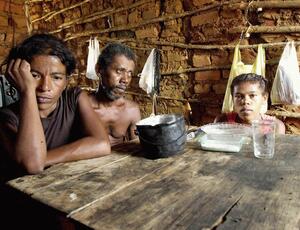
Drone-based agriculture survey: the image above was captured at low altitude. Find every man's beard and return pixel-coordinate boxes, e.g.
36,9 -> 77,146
101,85 -> 123,101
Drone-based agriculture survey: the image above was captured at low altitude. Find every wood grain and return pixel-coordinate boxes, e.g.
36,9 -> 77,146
6,135 -> 300,230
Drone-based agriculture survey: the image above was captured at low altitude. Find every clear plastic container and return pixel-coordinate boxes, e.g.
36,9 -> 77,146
196,122 -> 252,152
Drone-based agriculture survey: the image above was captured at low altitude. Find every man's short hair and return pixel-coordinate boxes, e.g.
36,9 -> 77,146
230,73 -> 269,96
97,43 -> 136,71
4,33 -> 76,75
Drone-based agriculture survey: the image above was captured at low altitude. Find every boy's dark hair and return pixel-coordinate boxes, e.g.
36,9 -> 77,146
4,33 -> 76,75
97,43 -> 136,71
230,73 -> 269,96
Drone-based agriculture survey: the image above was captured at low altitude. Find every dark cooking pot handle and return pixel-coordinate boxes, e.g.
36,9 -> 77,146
138,130 -> 186,146
134,117 -> 190,137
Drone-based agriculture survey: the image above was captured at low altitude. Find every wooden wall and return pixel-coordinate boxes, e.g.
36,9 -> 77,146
0,0 -> 28,69
2,0 -> 300,132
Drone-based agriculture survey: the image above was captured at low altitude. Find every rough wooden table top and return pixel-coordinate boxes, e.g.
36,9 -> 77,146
6,134 -> 300,230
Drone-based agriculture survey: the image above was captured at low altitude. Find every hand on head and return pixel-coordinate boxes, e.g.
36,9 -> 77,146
7,59 -> 37,94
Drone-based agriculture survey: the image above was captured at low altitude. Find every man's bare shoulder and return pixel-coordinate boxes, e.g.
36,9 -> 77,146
124,98 -> 140,110
123,99 -> 141,122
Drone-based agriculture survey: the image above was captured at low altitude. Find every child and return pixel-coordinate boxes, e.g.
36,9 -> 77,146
215,73 -> 285,134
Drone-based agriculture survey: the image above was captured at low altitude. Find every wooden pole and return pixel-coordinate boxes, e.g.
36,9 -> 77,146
226,1 -> 300,10
267,110 -> 300,118
90,37 -> 300,50
56,0 -> 151,30
229,26 -> 300,34
31,0 -> 91,23
46,0 -> 90,21
161,65 -> 231,76
60,0 -> 242,40
24,2 -> 32,34
25,0 -> 52,3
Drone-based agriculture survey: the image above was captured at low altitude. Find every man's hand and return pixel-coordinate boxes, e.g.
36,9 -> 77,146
7,59 -> 37,94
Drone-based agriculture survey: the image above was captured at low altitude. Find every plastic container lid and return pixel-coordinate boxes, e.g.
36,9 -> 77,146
200,122 -> 251,142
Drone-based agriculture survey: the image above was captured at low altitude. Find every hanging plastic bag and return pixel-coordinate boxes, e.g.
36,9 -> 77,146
222,44 -> 266,113
271,41 -> 300,105
139,48 -> 160,95
139,48 -> 161,116
139,48 -> 156,95
86,37 -> 100,80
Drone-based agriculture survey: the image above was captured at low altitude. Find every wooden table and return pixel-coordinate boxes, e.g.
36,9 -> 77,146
5,134 -> 300,229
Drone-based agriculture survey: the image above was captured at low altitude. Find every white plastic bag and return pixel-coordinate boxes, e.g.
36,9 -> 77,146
139,48 -> 156,94
271,41 -> 300,105
222,44 -> 266,113
86,37 -> 100,80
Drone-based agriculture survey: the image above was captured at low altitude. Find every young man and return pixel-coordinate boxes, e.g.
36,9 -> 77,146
0,33 -> 111,181
89,43 -> 141,146
215,73 -> 285,134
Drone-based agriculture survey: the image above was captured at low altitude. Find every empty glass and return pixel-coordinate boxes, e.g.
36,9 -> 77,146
252,120 -> 276,159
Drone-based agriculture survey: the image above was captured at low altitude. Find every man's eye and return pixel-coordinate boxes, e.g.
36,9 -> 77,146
116,69 -> 122,74
31,73 -> 41,79
52,75 -> 63,80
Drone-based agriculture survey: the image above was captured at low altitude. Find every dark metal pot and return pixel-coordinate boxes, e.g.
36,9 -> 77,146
136,114 -> 187,159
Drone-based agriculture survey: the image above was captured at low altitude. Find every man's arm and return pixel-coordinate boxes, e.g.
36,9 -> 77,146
45,91 -> 111,166
128,103 -> 141,140
5,59 -> 47,174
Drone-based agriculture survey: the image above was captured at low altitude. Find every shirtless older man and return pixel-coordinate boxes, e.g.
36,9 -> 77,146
89,43 -> 141,146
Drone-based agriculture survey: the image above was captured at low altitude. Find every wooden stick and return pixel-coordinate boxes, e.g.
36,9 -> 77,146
266,110 -> 300,118
56,8 -> 115,30
25,0 -> 52,3
160,58 -> 283,75
56,0 -> 151,30
59,0 -> 242,40
226,1 -> 300,10
46,0 -> 91,21
229,26 -> 300,34
31,0 -> 90,23
76,58 -> 279,78
83,37 -> 300,50
24,2 -> 32,34
132,40 -> 300,50
125,91 -> 191,103
161,65 -> 231,76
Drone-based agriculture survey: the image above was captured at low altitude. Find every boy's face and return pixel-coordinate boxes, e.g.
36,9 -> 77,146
100,54 -> 135,100
232,81 -> 267,123
30,55 -> 67,118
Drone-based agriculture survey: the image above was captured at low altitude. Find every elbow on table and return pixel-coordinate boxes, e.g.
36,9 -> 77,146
17,158 -> 45,174
94,140 -> 111,157
21,159 -> 45,174
101,141 -> 111,156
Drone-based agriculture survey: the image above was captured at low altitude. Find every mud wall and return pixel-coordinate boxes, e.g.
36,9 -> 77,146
2,0 -> 300,130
